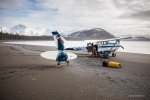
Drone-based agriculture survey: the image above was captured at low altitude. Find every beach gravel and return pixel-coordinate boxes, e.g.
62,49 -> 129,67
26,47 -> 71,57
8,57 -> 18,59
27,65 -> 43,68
0,40 -> 150,100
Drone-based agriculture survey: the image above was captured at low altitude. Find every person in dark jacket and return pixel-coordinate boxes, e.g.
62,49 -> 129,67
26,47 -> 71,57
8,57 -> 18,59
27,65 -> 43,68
55,35 -> 69,67
57,34 -> 64,51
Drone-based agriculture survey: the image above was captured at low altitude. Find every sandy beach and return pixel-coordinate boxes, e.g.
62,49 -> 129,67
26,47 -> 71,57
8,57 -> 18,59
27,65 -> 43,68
0,40 -> 150,100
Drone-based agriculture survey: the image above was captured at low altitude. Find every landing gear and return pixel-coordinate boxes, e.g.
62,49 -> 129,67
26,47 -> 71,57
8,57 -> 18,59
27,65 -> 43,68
103,52 -> 109,59
112,52 -> 116,57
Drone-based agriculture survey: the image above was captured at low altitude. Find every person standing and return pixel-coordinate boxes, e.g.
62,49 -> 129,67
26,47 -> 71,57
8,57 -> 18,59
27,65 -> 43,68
92,43 -> 98,57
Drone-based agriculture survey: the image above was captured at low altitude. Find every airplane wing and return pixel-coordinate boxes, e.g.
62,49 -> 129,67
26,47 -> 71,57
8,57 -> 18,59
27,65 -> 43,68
84,37 -> 132,43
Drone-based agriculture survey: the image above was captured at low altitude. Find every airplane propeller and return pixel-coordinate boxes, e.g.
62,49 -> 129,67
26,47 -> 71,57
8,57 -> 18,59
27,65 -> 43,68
120,45 -> 124,49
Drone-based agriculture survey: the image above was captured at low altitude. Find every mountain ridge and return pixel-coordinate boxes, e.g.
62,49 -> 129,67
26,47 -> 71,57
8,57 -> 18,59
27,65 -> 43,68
0,24 -> 78,36
68,28 -> 115,39
0,24 -> 116,40
1,24 -> 150,41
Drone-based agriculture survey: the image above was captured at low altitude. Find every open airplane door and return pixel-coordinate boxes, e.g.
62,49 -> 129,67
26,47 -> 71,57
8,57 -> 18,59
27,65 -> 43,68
87,43 -> 93,53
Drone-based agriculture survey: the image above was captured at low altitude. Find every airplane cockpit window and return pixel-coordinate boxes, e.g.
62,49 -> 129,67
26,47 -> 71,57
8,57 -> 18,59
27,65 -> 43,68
101,41 -> 109,45
87,43 -> 92,47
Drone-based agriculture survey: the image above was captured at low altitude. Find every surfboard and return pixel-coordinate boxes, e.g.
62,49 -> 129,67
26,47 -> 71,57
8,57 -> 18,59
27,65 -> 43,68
40,51 -> 77,60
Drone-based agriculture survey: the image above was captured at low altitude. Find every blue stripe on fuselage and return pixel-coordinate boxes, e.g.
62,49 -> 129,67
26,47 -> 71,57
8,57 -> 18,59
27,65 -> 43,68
99,46 -> 120,48
65,46 -> 120,51
65,47 -> 87,51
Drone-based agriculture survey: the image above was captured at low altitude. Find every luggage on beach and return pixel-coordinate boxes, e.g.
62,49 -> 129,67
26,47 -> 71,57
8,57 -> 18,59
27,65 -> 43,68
56,51 -> 68,62
102,61 -> 108,67
108,61 -> 121,68
102,61 -> 121,68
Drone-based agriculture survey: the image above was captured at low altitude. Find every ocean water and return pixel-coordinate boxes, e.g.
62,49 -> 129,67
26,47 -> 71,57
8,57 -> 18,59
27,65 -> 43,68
3,41 -> 150,54
118,41 -> 150,54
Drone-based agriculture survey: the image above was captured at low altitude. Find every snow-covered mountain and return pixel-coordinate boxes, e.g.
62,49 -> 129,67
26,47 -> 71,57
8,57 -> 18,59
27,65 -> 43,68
2,24 -> 149,40
68,28 -> 115,39
0,24 -> 73,36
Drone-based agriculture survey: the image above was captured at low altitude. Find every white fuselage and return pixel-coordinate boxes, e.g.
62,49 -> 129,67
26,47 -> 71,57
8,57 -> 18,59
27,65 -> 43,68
65,41 -> 120,52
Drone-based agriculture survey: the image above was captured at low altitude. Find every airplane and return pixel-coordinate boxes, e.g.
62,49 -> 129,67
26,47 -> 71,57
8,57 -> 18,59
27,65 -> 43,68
51,31 -> 132,58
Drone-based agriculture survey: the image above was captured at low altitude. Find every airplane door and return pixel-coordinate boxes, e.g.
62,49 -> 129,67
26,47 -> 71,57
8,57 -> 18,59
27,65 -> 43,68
98,42 -> 102,51
87,43 -> 92,53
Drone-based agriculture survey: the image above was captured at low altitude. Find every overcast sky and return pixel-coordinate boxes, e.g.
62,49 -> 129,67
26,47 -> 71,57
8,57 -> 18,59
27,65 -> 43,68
0,0 -> 150,36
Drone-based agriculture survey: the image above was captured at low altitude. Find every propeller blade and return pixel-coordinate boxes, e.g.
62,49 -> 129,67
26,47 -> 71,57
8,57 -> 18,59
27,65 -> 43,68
120,45 -> 124,49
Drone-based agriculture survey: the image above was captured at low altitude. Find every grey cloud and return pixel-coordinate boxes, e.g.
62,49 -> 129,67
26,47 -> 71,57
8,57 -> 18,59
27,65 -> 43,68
147,25 -> 150,28
0,0 -> 28,10
113,0 -> 150,11
0,0 -> 150,35
129,10 -> 150,20
40,0 -> 107,16
119,10 -> 150,20
113,0 -> 150,20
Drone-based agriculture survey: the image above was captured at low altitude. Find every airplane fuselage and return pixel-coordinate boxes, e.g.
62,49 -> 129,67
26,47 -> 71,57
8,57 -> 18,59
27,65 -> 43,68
65,42 -> 120,54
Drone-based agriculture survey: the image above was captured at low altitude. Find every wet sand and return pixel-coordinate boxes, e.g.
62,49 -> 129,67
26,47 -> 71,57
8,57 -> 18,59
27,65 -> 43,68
0,41 -> 150,100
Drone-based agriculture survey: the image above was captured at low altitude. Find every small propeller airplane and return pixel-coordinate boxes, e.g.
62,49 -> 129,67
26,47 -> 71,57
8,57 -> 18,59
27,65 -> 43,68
50,31 -> 132,58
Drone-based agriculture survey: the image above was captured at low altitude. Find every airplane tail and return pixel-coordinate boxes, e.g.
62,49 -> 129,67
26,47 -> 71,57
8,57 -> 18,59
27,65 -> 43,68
51,31 -> 66,48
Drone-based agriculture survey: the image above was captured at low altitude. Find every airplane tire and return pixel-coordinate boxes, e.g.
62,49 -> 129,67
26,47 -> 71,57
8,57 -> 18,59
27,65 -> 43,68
112,53 -> 116,57
104,52 -> 109,59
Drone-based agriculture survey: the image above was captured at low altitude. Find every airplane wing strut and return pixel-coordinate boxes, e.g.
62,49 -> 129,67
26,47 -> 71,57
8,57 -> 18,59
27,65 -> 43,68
110,40 -> 118,51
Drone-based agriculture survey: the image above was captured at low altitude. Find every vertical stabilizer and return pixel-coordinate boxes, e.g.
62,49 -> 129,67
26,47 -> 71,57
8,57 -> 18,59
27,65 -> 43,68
51,31 -> 66,48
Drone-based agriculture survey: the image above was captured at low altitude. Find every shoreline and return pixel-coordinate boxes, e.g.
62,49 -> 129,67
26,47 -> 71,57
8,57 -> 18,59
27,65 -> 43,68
2,40 -> 150,55
0,41 -> 150,100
